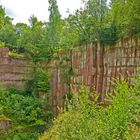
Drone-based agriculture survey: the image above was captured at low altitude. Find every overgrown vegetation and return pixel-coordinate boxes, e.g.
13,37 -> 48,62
0,0 -> 140,60
0,86 -> 52,140
40,76 -> 140,140
0,0 -> 140,139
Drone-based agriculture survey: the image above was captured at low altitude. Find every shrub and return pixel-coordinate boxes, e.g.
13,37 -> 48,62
0,87 -> 52,140
40,77 -> 140,140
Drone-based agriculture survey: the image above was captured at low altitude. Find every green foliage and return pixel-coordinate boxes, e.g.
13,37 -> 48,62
110,0 -> 140,37
39,0 -> 62,61
14,18 -> 46,61
0,1 -> 140,139
40,76 -> 140,140
67,0 -> 118,45
0,6 -> 12,29
0,0 -> 140,54
99,23 -> 118,44
0,6 -> 17,48
0,41 -> 5,47
26,69 -> 50,95
8,51 -> 25,59
0,87 -> 52,140
25,68 -> 51,112
47,0 -> 62,45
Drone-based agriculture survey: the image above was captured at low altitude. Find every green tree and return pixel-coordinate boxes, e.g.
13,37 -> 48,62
44,0 -> 63,48
40,0 -> 63,61
15,16 -> 46,62
27,15 -> 45,62
15,22 -> 32,52
67,0 -> 110,44
109,0 -> 140,37
0,6 -> 12,28
0,6 -> 17,48
125,0 -> 140,35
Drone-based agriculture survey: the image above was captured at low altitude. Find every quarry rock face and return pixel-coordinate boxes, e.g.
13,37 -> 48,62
0,37 -> 140,115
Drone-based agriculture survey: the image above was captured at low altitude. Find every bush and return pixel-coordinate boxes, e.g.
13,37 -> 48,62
40,77 -> 140,140
0,87 -> 52,140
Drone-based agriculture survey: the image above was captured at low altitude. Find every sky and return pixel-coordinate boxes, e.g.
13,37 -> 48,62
0,0 -> 83,24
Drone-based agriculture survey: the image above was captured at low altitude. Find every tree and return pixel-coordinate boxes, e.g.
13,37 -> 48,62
46,0 -> 62,46
15,22 -> 32,52
109,0 -> 140,37
14,16 -> 46,62
125,0 -> 140,35
0,6 -> 12,28
39,0 -> 63,61
0,6 -> 17,48
67,0 -> 110,44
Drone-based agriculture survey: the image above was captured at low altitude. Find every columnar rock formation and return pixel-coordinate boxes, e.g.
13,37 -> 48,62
0,37 -> 140,115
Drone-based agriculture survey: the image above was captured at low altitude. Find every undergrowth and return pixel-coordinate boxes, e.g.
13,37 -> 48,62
0,69 -> 53,140
40,76 -> 140,140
